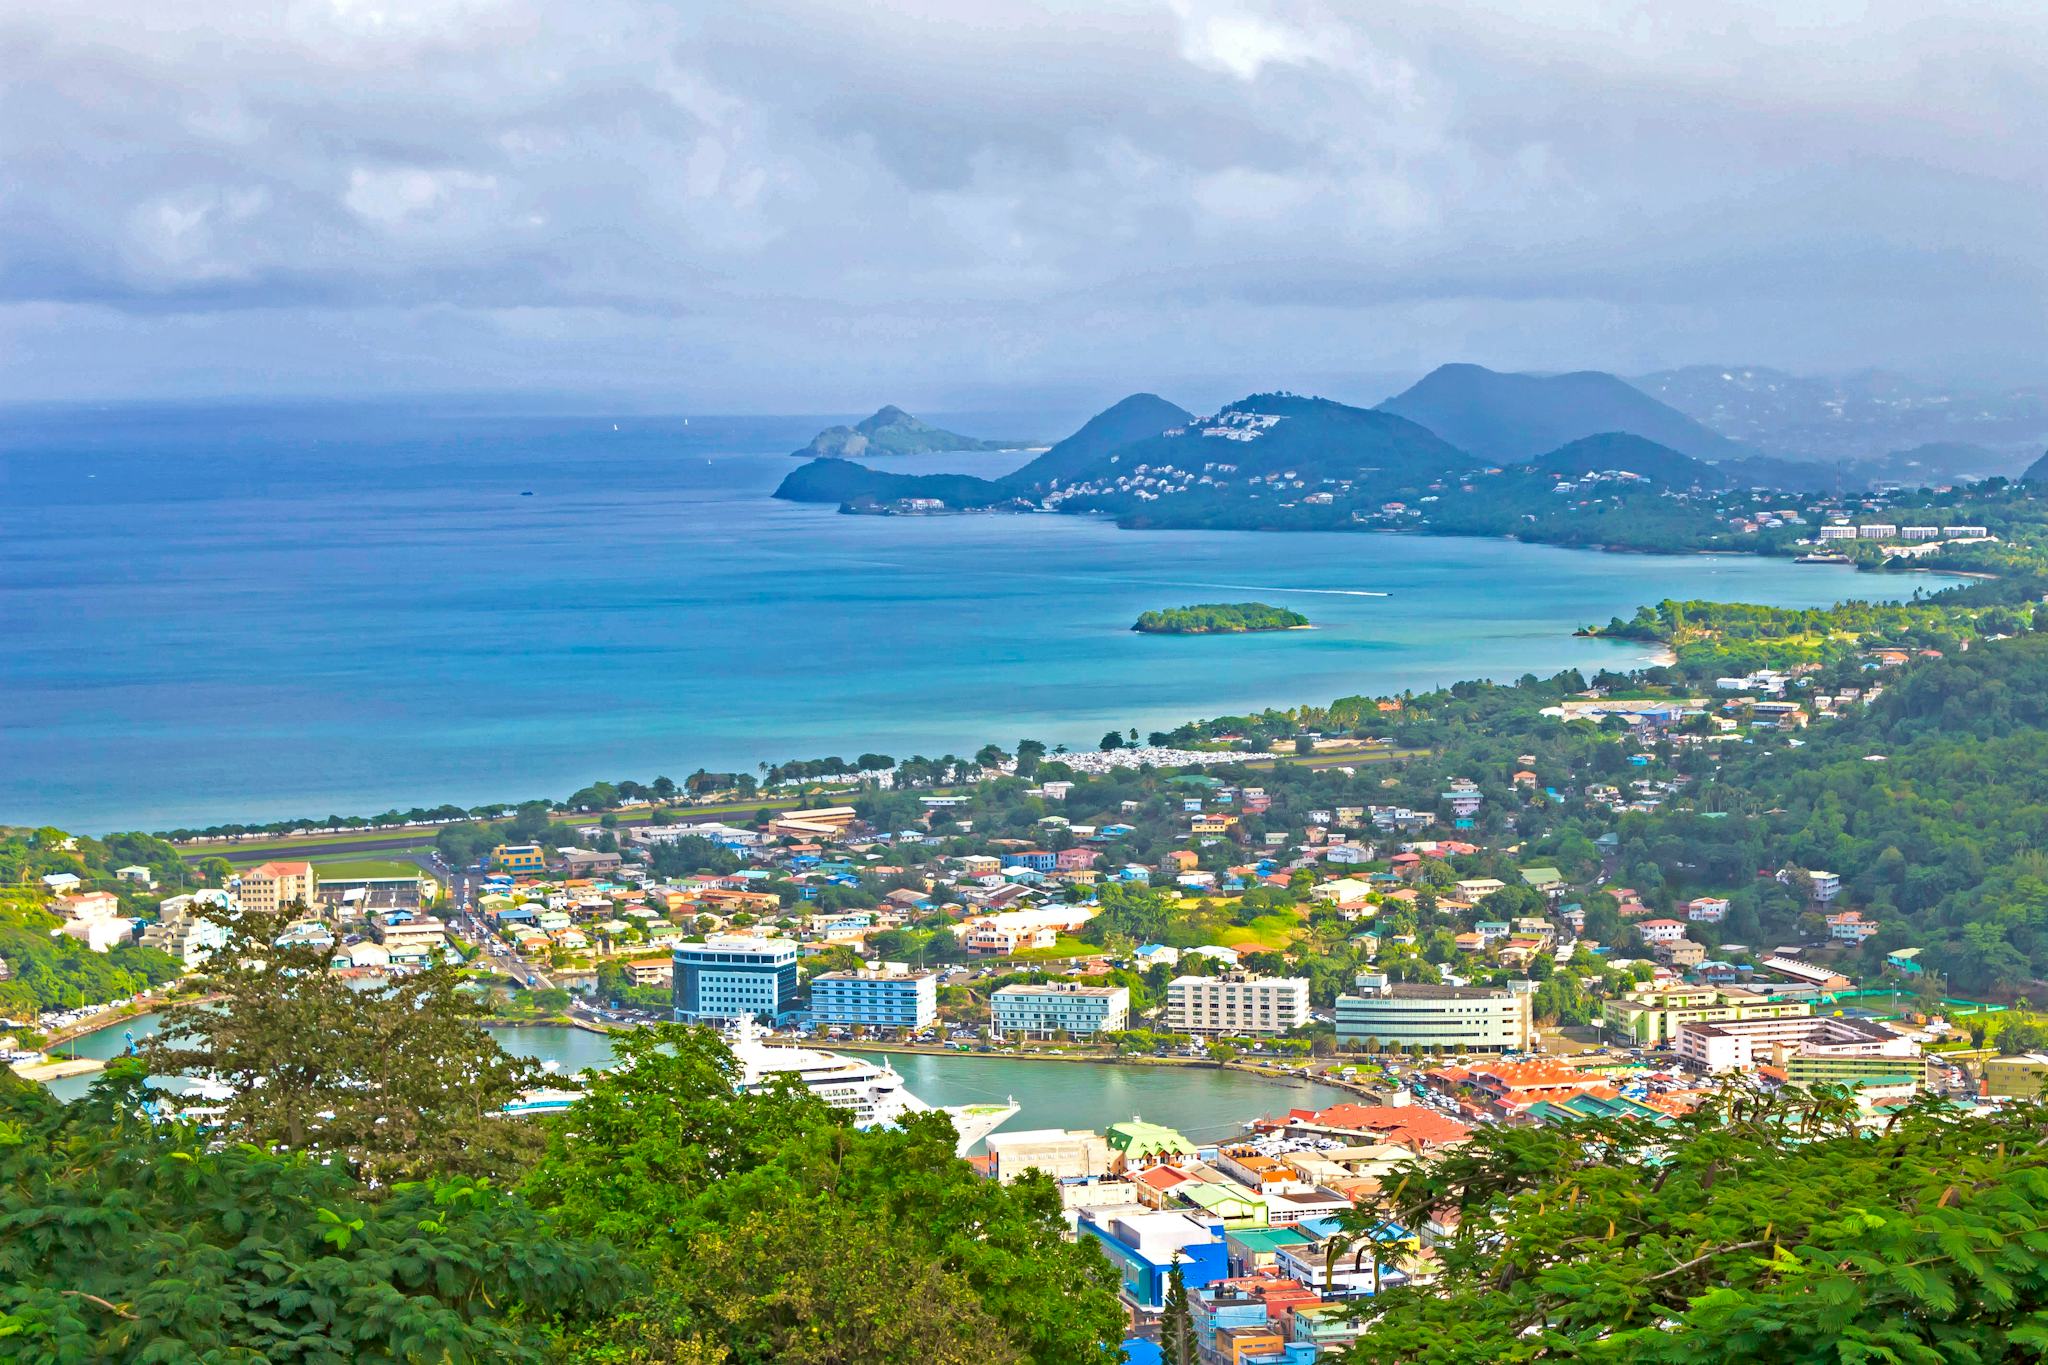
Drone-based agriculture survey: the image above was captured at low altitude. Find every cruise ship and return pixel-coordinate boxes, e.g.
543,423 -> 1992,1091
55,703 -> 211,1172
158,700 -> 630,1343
727,1016 -> 1018,1155
503,1019 -> 1019,1155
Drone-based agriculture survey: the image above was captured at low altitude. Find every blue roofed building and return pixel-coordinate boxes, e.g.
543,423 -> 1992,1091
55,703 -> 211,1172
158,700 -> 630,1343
1078,1208 -> 1229,1311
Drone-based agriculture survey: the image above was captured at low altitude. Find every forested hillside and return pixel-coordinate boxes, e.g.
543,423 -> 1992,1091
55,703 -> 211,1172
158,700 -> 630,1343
1622,631 -> 2048,992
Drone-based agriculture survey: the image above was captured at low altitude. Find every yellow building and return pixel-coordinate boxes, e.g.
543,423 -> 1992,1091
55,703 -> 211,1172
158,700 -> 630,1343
1984,1053 -> 2048,1099
491,844 -> 548,875
1601,984 -> 1809,1047
1784,1053 -> 1929,1091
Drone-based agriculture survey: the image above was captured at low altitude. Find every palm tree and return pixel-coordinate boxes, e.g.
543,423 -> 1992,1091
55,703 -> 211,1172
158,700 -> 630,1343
1327,1178 -> 1405,1300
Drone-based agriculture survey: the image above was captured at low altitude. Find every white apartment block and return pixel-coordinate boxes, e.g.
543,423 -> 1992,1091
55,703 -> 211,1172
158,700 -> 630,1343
1164,973 -> 1311,1036
991,982 -> 1130,1038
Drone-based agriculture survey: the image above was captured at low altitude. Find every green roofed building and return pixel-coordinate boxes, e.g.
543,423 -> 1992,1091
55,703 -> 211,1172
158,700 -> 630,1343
1524,1093 -> 1667,1126
1105,1119 -> 1197,1171
1178,1181 -> 1268,1228
1520,866 -> 1566,896
1225,1225 -> 1313,1275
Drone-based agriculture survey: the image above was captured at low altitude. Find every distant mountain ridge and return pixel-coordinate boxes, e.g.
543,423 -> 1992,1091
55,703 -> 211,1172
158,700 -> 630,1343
1635,364 -> 2048,465
1379,363 -> 1744,465
790,405 -> 1028,459
772,364 -> 2048,517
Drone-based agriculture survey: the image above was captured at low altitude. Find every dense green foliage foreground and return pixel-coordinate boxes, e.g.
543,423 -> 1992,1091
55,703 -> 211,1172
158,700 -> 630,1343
1347,1092 -> 2048,1364
11,1026 -> 2048,1365
0,909 -> 1123,1363
0,1053 -> 1120,1365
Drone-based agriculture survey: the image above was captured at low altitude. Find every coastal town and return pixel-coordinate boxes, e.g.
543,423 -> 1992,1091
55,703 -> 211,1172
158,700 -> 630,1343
10,446 -> 2048,1362
14,1 -> 2048,1353
9,594 -> 2046,1361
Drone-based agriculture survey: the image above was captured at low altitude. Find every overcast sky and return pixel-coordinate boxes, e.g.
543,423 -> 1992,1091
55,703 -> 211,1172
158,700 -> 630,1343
2,0 -> 2045,410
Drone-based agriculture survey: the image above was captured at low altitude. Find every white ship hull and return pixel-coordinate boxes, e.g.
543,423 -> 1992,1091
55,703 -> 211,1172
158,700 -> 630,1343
729,1019 -> 1017,1156
504,1020 -> 1017,1155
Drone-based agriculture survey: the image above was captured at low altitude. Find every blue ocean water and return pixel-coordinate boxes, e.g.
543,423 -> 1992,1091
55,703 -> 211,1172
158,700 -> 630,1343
0,401 -> 1946,832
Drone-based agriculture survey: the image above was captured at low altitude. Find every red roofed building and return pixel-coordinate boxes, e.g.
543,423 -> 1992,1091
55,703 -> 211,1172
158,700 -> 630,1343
1256,1102 -> 1470,1153
1426,1059 -> 1617,1122
1129,1164 -> 1194,1209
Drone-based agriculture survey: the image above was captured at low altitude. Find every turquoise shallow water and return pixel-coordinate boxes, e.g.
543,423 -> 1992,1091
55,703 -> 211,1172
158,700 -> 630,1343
44,1014 -> 1347,1148
0,401 -> 1947,831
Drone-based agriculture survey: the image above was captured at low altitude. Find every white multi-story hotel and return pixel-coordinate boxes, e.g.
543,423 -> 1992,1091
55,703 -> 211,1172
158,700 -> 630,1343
990,982 -> 1130,1039
1164,972 -> 1311,1036
1335,973 -> 1534,1053
1676,1013 -> 1924,1088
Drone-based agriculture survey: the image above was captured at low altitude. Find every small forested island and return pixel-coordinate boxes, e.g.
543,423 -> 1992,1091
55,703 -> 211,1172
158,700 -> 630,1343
1133,601 -> 1309,634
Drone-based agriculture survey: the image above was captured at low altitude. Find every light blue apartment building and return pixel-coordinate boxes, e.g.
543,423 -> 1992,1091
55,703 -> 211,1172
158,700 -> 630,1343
809,968 -> 938,1031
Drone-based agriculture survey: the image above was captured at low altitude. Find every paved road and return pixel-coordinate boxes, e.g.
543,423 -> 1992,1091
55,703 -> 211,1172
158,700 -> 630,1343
424,855 -> 559,990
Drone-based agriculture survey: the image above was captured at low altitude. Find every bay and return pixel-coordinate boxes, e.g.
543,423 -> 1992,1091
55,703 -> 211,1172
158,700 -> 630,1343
42,1014 -> 1352,1148
0,400 -> 1952,831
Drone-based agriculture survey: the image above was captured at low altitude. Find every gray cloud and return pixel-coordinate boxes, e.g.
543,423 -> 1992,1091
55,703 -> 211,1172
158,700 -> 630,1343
1,0 -> 2044,405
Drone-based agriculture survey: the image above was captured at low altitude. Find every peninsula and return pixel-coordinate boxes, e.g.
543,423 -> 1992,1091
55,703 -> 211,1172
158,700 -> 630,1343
1132,602 -> 1309,634
773,375 -> 2032,577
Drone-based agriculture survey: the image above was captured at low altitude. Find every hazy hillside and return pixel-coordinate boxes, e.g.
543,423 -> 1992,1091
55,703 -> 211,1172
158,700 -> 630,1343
1379,363 -> 1744,464
1529,432 -> 1725,487
999,392 -> 1193,488
1056,392 -> 1474,489
1869,441 -> 2031,486
790,405 -> 1028,459
776,392 -> 1191,507
771,458 -> 1006,507
1636,364 -> 2048,464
